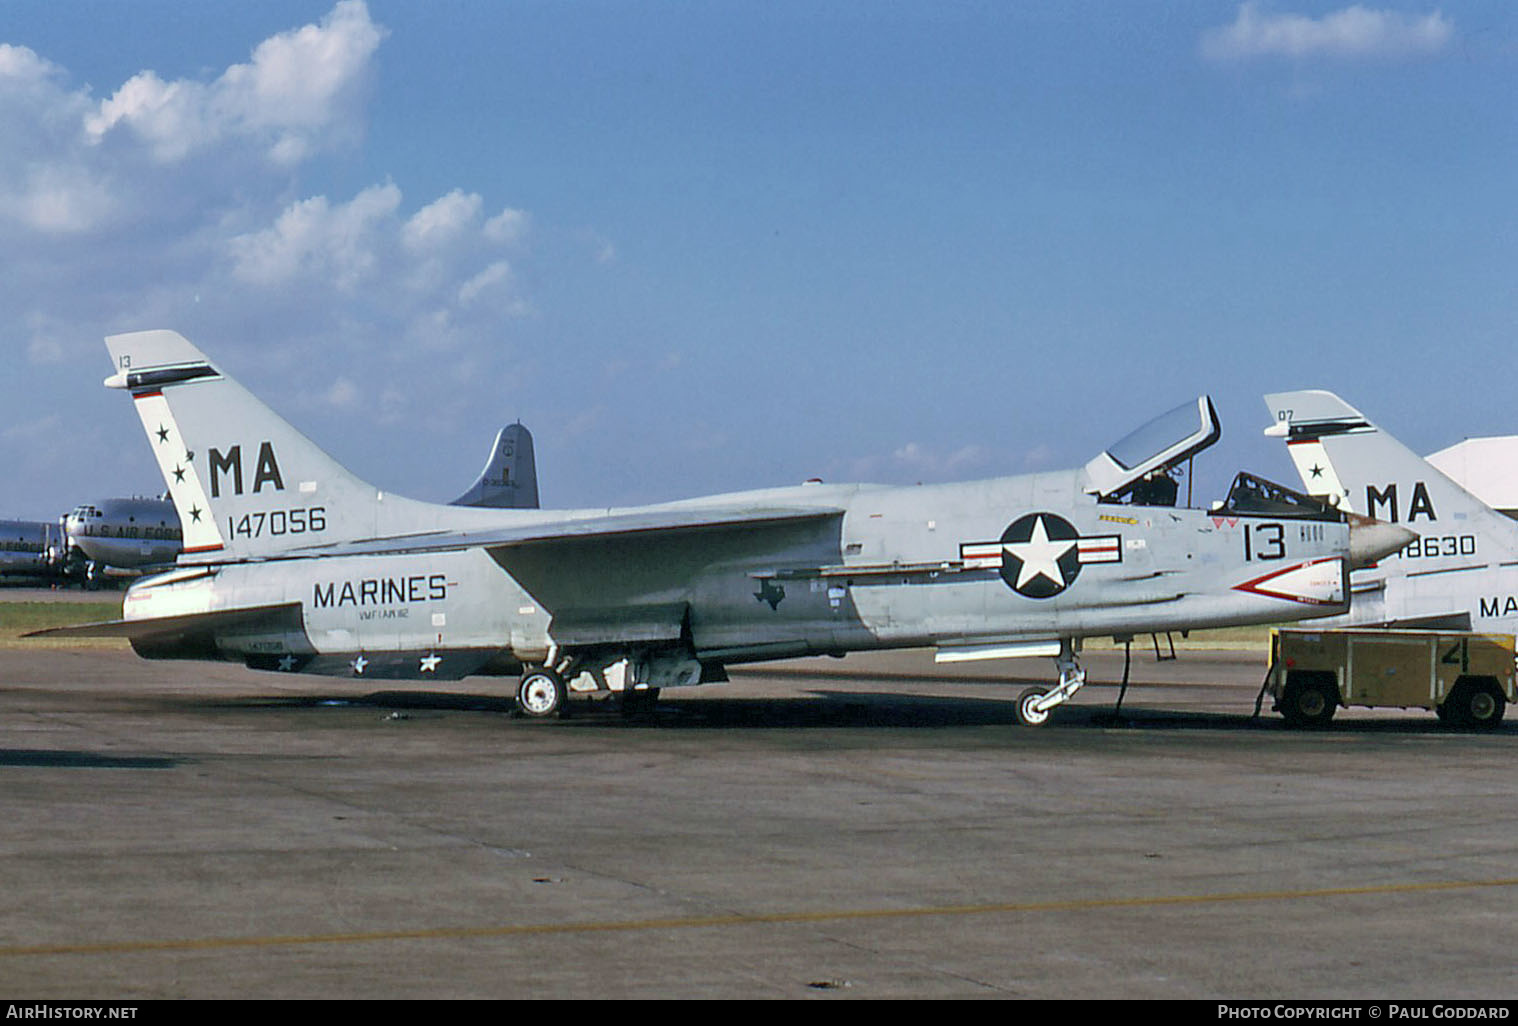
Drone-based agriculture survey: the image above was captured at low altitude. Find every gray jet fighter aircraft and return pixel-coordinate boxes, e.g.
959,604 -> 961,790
1266,390 -> 1518,632
39,330 -> 1412,725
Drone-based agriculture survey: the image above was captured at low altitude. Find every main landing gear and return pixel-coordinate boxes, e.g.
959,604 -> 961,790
514,667 -> 664,720
1015,640 -> 1087,727
514,648 -> 707,720
516,665 -> 567,719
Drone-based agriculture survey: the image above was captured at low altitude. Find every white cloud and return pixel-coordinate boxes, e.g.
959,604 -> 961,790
404,190 -> 483,250
85,71 -> 211,163
0,2 -> 387,239
26,333 -> 65,366
458,260 -> 513,305
1201,4 -> 1454,61
325,376 -> 361,410
223,179 -> 535,325
14,163 -> 115,234
1,413 -> 62,444
0,2 -> 612,512
484,207 -> 529,245
84,0 -> 385,165
0,42 -> 62,84
1020,444 -> 1056,471
227,0 -> 386,128
227,183 -> 403,289
0,44 -> 106,232
891,441 -> 992,479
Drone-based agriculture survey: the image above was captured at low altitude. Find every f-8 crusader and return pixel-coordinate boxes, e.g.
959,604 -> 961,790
43,331 -> 1411,725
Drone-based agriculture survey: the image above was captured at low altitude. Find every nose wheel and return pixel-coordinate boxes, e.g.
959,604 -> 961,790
1016,686 -> 1055,726
1015,641 -> 1087,727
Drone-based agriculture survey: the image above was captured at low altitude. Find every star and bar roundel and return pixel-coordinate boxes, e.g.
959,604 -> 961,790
960,513 -> 1122,599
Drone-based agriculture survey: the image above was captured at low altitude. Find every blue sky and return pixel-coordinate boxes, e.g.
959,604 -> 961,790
2,2 -> 1515,520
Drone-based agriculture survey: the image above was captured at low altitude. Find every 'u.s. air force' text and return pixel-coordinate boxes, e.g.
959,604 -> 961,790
313,575 -> 449,608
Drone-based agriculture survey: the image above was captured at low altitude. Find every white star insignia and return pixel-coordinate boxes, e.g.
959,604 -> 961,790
419,653 -> 442,673
350,655 -> 368,675
1004,515 -> 1076,591
277,654 -> 296,672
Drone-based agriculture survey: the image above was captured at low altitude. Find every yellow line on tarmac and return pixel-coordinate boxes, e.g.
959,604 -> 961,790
5,877 -> 1517,960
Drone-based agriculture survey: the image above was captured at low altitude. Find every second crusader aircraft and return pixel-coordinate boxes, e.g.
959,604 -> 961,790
1266,390 -> 1518,634
42,330 -> 1413,725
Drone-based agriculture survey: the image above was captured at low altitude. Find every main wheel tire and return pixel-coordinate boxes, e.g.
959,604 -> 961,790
1443,678 -> 1506,729
1280,673 -> 1337,729
1016,686 -> 1053,727
517,666 -> 566,719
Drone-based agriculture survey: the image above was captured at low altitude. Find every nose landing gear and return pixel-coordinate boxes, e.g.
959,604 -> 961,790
1015,640 -> 1087,727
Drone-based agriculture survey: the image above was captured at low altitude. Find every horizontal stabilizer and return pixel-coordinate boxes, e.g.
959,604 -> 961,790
1264,390 -> 1370,432
26,602 -> 302,641
1385,612 -> 1474,631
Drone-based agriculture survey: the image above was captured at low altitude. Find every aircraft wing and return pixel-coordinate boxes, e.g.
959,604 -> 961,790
273,505 -> 846,561
31,508 -> 843,642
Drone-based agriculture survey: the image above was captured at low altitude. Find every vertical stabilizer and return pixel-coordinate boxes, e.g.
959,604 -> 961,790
451,423 -> 539,509
1265,390 -> 1518,571
105,330 -> 447,562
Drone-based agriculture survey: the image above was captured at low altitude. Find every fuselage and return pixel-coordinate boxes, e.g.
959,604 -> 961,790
66,497 -> 182,570
121,469 -> 1356,678
0,519 -> 62,578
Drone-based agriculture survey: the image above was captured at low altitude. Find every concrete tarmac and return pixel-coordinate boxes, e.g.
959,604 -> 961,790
2,643 -> 1516,999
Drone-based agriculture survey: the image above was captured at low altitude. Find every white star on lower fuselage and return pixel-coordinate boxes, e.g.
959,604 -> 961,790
419,654 -> 441,673
1005,515 -> 1076,591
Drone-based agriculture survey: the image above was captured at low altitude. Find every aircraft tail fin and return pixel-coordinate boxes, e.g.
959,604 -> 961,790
450,423 -> 539,509
1264,389 -> 1518,564
105,330 -> 438,562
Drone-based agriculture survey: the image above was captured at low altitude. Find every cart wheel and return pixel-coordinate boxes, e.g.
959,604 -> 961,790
1443,677 -> 1505,730
1280,673 -> 1337,729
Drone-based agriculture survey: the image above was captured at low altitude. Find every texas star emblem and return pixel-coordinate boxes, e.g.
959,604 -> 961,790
961,513 -> 1121,599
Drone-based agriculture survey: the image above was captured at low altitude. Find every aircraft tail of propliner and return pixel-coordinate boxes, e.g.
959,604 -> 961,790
451,423 -> 538,509
105,329 -> 466,563
1265,390 -> 1518,621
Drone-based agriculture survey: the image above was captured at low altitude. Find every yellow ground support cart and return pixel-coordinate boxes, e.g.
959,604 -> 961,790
1267,628 -> 1516,729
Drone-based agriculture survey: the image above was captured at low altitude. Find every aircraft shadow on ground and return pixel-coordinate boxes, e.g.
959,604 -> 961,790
0,749 -> 180,769
210,688 -> 1510,737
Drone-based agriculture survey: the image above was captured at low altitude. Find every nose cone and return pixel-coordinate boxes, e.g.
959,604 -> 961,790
1347,515 -> 1417,568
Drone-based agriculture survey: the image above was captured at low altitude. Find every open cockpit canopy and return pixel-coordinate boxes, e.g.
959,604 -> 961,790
1083,396 -> 1221,503
1082,396 -> 1343,518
